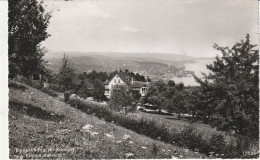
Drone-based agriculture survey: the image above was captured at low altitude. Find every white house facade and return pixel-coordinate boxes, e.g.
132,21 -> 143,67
105,74 -> 127,98
140,86 -> 148,97
105,73 -> 149,99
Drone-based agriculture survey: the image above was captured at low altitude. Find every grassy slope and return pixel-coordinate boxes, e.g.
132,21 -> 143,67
9,81 -> 204,159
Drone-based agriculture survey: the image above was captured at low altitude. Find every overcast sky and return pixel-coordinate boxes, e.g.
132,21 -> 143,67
42,0 -> 258,57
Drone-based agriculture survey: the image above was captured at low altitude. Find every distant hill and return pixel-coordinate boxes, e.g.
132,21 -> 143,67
44,51 -> 196,64
135,61 -> 168,68
44,51 -> 214,79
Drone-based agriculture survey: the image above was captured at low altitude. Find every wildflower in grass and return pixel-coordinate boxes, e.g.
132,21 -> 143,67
90,132 -> 99,136
124,152 -> 134,158
179,155 -> 183,158
184,149 -> 189,153
82,124 -> 94,130
50,113 -> 55,116
141,146 -> 147,149
116,140 -> 122,143
162,149 -> 166,152
129,141 -> 134,144
168,150 -> 171,152
105,133 -> 115,139
171,156 -> 178,159
157,137 -> 161,139
122,134 -> 130,140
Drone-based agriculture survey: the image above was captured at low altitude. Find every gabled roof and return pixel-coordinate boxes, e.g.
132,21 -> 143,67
130,82 -> 149,89
108,72 -> 137,83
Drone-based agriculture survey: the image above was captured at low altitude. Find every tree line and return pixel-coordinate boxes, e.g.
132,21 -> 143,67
49,53 -> 148,103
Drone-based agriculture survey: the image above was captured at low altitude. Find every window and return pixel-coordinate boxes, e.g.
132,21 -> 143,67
118,79 -> 120,83
114,79 -> 116,83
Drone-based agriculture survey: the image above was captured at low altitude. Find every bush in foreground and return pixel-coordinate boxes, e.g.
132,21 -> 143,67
68,98 -> 254,158
40,87 -> 58,97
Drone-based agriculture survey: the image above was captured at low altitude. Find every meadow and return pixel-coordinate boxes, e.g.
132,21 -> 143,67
9,80 -> 204,159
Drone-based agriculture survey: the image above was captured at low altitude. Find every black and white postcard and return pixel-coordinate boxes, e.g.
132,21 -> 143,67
1,0 -> 259,159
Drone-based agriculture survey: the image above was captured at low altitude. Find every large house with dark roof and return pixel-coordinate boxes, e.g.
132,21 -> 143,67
104,72 -> 149,98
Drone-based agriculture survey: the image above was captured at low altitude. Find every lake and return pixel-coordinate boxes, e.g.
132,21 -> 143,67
172,59 -> 214,86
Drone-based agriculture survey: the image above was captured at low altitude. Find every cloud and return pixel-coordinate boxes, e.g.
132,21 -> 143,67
86,4 -> 113,19
45,1 -> 113,19
120,25 -> 139,32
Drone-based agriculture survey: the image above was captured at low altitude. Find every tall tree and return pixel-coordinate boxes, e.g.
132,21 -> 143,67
92,79 -> 106,102
165,90 -> 187,119
168,80 -> 176,87
131,90 -> 141,101
57,54 -> 80,93
109,85 -> 134,114
175,82 -> 184,91
9,0 -> 51,78
77,79 -> 93,99
194,35 -> 259,139
143,81 -> 167,113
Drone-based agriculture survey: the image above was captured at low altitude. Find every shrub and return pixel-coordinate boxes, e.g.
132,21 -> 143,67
64,91 -> 71,103
8,81 -> 28,91
152,143 -> 159,156
48,83 -> 64,93
69,98 -> 80,107
209,134 -> 225,154
174,125 -> 207,152
68,98 -> 247,158
224,136 -> 239,158
30,80 -> 44,89
40,88 -> 58,97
